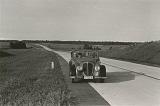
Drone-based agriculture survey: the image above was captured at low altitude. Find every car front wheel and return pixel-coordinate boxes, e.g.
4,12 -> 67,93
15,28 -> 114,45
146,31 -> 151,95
100,65 -> 106,77
72,78 -> 81,83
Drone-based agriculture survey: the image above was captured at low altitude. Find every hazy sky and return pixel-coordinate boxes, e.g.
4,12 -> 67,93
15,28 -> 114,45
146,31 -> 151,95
0,0 -> 160,41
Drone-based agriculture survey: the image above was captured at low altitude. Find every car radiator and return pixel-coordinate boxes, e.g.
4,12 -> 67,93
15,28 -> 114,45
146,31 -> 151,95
83,62 -> 94,76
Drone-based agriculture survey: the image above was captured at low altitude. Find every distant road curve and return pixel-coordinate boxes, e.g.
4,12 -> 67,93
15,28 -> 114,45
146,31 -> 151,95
38,44 -> 160,106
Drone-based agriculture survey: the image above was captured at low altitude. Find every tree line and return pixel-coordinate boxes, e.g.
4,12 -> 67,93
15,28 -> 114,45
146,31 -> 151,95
23,40 -> 139,45
0,40 -> 140,45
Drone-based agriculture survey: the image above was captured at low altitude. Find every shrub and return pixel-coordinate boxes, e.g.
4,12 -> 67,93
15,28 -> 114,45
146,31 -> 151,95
0,51 -> 12,57
10,41 -> 27,49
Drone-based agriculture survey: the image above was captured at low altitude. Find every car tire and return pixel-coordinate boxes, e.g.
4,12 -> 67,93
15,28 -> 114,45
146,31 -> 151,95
72,78 -> 81,83
72,78 -> 75,83
100,65 -> 106,77
70,65 -> 76,76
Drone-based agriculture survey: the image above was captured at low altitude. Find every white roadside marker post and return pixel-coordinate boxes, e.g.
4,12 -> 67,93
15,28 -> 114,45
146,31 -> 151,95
51,61 -> 54,69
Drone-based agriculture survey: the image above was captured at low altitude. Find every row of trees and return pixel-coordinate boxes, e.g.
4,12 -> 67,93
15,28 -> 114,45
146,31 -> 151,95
23,40 -> 137,45
0,40 -> 140,45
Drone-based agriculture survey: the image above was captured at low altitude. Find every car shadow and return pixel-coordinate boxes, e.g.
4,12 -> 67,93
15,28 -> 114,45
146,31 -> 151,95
80,71 -> 135,83
105,71 -> 135,83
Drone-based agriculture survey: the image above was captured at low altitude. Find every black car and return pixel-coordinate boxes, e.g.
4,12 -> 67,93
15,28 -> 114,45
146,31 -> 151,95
69,50 -> 107,83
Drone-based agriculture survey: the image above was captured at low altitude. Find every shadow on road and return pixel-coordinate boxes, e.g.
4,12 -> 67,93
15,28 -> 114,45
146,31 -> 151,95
105,71 -> 135,83
78,71 -> 135,83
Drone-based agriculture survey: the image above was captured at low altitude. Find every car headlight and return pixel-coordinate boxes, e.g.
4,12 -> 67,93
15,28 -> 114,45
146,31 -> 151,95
95,65 -> 100,71
77,66 -> 83,71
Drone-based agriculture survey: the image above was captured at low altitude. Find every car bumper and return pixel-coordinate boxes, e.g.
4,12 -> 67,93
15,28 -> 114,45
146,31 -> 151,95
94,77 -> 107,79
70,76 -> 107,79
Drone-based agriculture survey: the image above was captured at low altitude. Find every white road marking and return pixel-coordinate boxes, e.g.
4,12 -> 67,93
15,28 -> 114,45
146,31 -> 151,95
39,45 -> 160,106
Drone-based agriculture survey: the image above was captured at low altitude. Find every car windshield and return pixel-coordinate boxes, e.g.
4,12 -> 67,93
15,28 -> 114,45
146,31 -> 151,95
73,51 -> 98,58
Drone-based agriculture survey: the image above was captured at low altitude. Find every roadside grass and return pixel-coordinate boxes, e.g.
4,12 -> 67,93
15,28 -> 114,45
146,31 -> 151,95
99,41 -> 160,66
0,47 -> 78,106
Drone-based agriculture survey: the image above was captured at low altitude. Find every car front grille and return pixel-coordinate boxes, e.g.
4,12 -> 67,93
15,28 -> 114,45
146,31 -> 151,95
83,62 -> 93,76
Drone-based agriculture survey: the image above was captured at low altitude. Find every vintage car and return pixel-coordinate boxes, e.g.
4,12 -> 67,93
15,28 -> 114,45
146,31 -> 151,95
69,50 -> 107,83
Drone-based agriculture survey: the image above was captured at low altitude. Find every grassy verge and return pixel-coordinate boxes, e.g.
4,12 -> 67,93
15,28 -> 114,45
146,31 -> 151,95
0,46 -> 77,106
99,41 -> 160,67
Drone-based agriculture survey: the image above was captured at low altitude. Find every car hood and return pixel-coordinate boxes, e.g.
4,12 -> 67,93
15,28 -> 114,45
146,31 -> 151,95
75,57 -> 98,64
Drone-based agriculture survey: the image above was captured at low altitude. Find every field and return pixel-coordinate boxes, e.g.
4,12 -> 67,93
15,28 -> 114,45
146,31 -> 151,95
0,44 -> 77,106
42,43 -> 84,51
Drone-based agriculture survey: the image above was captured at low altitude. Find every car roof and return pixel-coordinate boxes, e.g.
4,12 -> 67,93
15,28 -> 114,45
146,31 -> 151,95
72,49 -> 98,52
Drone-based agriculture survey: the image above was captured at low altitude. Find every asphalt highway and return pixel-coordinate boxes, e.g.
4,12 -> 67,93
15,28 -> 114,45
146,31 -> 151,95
39,44 -> 160,106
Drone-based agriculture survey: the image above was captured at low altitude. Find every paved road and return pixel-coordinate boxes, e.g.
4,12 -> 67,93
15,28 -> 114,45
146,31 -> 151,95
40,45 -> 160,106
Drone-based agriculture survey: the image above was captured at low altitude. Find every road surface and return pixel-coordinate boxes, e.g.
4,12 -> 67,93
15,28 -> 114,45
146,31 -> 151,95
39,45 -> 160,106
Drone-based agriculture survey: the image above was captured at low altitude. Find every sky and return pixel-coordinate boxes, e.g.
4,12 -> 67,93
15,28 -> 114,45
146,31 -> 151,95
0,0 -> 160,41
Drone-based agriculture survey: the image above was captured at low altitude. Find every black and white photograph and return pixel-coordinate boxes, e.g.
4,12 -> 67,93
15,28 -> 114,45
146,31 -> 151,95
0,0 -> 160,106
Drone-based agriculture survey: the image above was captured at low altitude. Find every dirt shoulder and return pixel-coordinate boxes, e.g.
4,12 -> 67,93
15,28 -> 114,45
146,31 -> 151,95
56,52 -> 110,106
